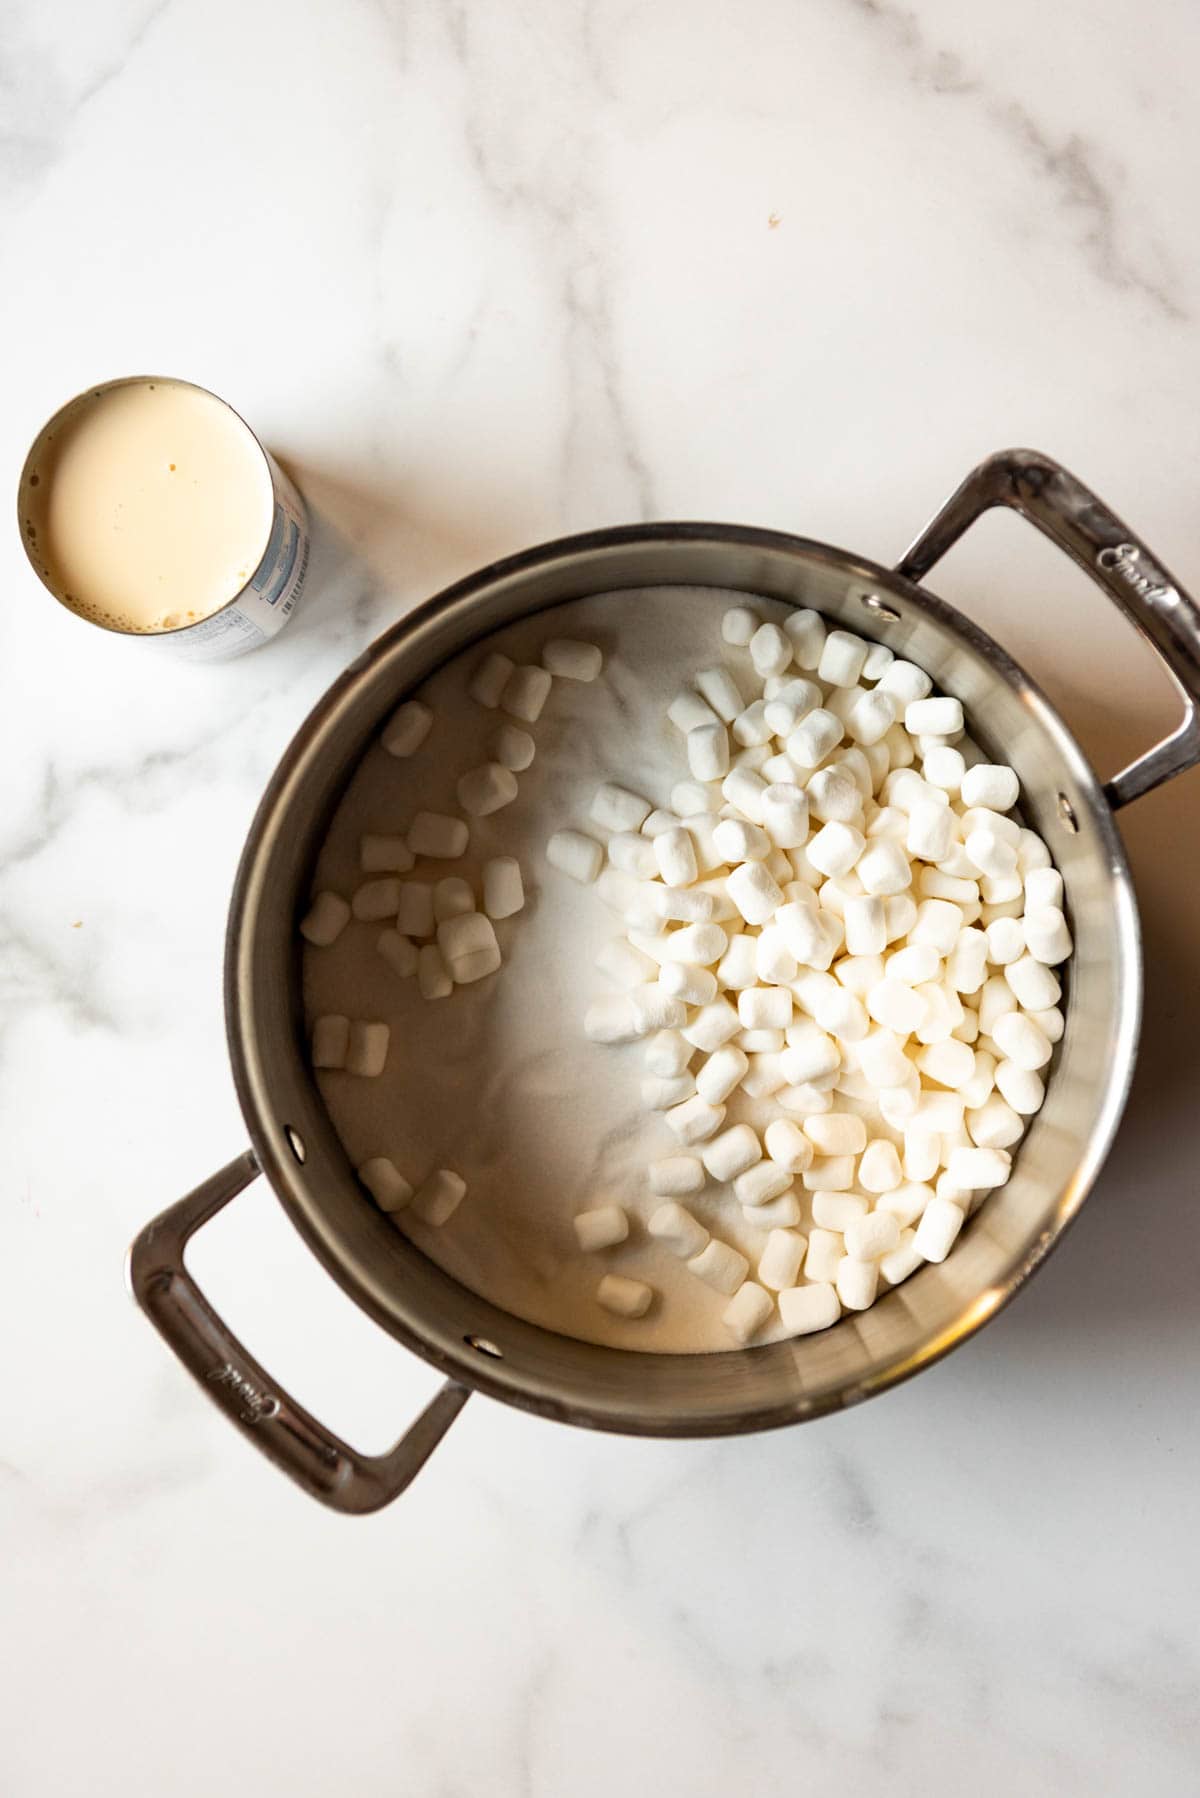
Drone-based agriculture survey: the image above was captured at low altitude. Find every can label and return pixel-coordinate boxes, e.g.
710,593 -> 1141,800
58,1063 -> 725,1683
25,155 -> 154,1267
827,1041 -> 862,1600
168,453 -> 310,662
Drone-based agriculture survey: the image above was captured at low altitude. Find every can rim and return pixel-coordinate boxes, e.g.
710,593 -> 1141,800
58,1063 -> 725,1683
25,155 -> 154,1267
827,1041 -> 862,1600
15,374 -> 278,640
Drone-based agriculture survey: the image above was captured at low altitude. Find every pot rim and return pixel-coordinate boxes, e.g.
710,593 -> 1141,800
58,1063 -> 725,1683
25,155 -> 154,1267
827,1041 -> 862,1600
224,518 -> 1142,1435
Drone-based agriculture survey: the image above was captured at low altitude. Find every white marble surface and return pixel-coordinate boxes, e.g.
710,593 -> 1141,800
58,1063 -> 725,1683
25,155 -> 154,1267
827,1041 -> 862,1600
3,1 -> 1200,1791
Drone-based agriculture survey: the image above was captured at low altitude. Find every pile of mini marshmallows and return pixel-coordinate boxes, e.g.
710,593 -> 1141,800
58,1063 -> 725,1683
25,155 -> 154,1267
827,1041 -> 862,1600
300,636 -> 604,1234
547,605 -> 1072,1342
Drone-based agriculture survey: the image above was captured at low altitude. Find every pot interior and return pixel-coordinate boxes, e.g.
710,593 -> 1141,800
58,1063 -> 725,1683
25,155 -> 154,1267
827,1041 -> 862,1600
226,527 -> 1140,1434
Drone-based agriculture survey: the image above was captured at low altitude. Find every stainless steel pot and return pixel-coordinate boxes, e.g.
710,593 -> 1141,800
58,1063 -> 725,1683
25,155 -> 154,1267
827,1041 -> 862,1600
127,450 -> 1200,1513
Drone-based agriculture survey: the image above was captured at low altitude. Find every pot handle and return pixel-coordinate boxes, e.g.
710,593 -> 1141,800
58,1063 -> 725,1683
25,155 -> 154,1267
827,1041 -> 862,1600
895,448 -> 1200,809
126,1151 -> 470,1513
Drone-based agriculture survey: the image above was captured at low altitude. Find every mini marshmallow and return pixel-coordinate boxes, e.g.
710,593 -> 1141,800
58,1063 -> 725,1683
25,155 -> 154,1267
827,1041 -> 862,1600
807,822 -> 865,878
665,1094 -> 726,1144
764,1117 -> 814,1173
908,899 -> 962,957
903,1131 -> 941,1183
922,868 -> 979,906
547,830 -> 604,884
858,1139 -> 903,1193
846,689 -> 896,747
857,839 -> 912,897
376,930 -> 418,978
885,894 -> 919,941
778,1280 -> 840,1335
596,937 -> 658,988
409,812 -> 469,859
725,861 -> 783,926
808,767 -> 861,825
746,621 -> 790,678
787,708 -> 844,769
696,1046 -> 750,1104
584,995 -> 638,1043
722,767 -> 769,824
844,1210 -> 901,1262
782,608 -> 827,669
312,1014 -> 350,1069
693,666 -> 746,724
483,856 -> 525,920
543,638 -> 602,681
960,763 -> 1020,811
301,892 -> 350,946
1029,1004 -> 1065,1043
382,700 -> 434,756
722,1281 -> 775,1344
995,1059 -> 1046,1115
1024,907 -> 1073,966
669,692 -> 721,739
591,783 -> 653,833
879,660 -> 933,706
906,801 -> 954,865
967,1095 -> 1025,1150
965,828 -> 1018,880
741,1052 -> 787,1097
649,1156 -> 705,1197
660,963 -> 719,1006
986,916 -> 1025,966
1005,954 -> 1061,1012
417,944 -> 452,1001
353,878 -> 402,923
688,722 -> 730,782
458,763 -> 519,817
394,881 -> 434,939
1024,866 -> 1064,912
642,808 -> 680,838
629,987 -> 687,1034
716,935 -> 759,990
359,1158 -> 413,1212
574,1204 -> 629,1250
916,1037 -> 976,1089
597,1275 -> 653,1318
739,986 -> 792,1030
815,628 -> 866,688
804,1111 -> 867,1156
923,745 -> 965,792
857,1029 -> 913,1090
701,1123 -> 762,1183
992,1009 -> 1053,1071
843,895 -> 887,957
757,1229 -> 807,1292
653,882 -> 723,923
688,1238 -> 750,1295
761,785 -> 810,849
659,922 -> 728,965
501,664 -> 553,723
979,974 -> 1018,1035
905,696 -> 964,736
734,1162 -> 793,1209
713,819 -> 769,865
914,1195 -> 964,1263
961,806 -> 1021,846
802,1155 -> 857,1192
682,999 -> 742,1051
804,1226 -> 846,1281
655,826 -> 699,888
949,927 -> 993,999
648,1202 -> 711,1263
866,979 -> 927,1035
346,1021 -> 389,1077
410,1168 -> 467,1226
437,911 -> 501,983
732,700 -> 774,747
755,925 -> 797,985
947,1146 -> 1012,1189
722,605 -> 760,646
642,1075 -> 696,1110
361,835 -> 415,874
491,722 -> 536,771
877,1181 -> 933,1228
468,653 -> 515,709
763,753 -> 803,786
744,1190 -> 804,1228
879,1229 -> 923,1286
645,1030 -> 693,1076
433,877 -> 474,923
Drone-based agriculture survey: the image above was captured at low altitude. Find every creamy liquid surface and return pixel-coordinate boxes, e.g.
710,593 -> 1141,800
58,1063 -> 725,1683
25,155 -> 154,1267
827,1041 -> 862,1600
305,586 -> 848,1354
24,379 -> 274,632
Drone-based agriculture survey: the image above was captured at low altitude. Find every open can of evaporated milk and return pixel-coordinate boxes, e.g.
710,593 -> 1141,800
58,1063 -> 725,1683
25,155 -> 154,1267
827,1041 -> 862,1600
17,377 -> 310,662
